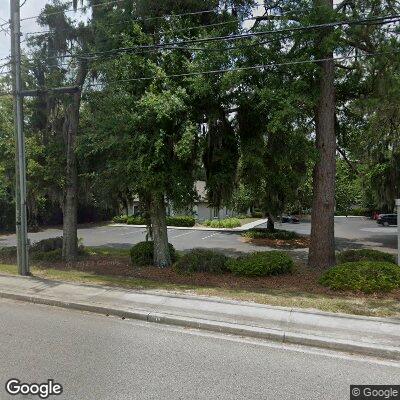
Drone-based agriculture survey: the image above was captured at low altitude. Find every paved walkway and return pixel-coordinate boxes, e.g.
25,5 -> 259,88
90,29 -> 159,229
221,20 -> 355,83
111,218 -> 269,232
0,274 -> 399,360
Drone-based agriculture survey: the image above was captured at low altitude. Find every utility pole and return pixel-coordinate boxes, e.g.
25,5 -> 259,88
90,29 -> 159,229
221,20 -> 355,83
397,199 -> 400,266
10,0 -> 29,276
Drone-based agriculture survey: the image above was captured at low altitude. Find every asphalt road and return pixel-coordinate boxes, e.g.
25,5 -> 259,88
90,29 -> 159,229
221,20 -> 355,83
0,299 -> 398,400
0,217 -> 397,254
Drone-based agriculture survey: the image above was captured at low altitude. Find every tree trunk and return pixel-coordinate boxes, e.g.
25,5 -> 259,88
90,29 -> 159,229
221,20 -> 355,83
62,62 -> 87,262
149,193 -> 171,268
308,0 -> 336,269
266,212 -> 275,232
62,103 -> 79,262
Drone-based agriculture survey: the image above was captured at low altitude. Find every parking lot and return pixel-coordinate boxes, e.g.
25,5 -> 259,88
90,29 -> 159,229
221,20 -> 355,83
0,217 -> 397,255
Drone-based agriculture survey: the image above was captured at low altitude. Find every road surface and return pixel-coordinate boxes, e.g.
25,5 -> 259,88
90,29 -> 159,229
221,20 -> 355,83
0,299 -> 398,399
0,217 -> 397,254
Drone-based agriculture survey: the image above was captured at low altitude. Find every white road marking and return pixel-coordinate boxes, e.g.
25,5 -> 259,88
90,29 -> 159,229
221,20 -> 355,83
201,233 -> 218,240
171,231 -> 193,239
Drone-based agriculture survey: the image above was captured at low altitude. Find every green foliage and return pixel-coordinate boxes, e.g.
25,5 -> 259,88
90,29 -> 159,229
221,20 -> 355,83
320,262 -> 400,293
243,229 -> 299,240
228,251 -> 294,277
130,241 -> 176,266
166,216 -> 196,227
113,215 -> 129,223
335,160 -> 363,215
31,248 -> 63,262
30,237 -> 63,253
173,249 -> 229,274
115,215 -> 195,227
337,249 -> 396,264
203,218 -> 241,228
126,216 -> 146,225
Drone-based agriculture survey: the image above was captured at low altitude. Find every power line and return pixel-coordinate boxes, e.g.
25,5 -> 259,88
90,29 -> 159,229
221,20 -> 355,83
20,1 -> 263,23
83,49 -> 400,87
2,49 -> 399,97
24,14 -> 400,62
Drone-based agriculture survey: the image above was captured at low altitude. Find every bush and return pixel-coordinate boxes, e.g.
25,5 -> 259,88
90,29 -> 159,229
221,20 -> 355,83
130,241 -> 176,266
0,246 -> 17,258
174,249 -> 229,274
203,218 -> 241,228
228,251 -> 294,277
116,215 -> 195,227
243,229 -> 299,240
113,215 -> 128,223
30,237 -> 63,253
32,248 -> 63,262
166,216 -> 196,227
127,216 -> 146,225
337,249 -> 396,264
320,261 -> 400,293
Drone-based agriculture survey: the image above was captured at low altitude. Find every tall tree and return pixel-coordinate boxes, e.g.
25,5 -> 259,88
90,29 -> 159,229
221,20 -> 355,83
308,0 -> 337,268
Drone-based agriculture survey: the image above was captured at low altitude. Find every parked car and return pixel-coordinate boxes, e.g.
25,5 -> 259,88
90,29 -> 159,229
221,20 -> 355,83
377,214 -> 398,227
281,215 -> 300,224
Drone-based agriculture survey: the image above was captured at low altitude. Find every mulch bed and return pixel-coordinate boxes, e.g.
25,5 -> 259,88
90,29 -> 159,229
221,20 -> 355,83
242,236 -> 310,249
26,254 -> 400,301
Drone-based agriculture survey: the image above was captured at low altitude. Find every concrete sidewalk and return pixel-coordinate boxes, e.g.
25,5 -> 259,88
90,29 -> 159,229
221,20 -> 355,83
0,273 -> 399,360
110,218 -> 269,232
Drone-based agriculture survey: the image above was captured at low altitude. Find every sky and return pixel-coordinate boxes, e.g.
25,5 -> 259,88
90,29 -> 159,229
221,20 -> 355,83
0,0 -> 342,61
0,0 -> 49,59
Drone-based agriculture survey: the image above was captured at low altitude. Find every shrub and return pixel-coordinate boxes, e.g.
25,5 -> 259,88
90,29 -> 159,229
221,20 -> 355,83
203,218 -> 241,228
122,215 -> 195,227
113,215 -> 129,223
320,261 -> 400,293
228,251 -> 294,277
243,229 -> 299,240
166,216 -> 196,227
30,237 -> 63,253
130,241 -> 176,266
174,249 -> 229,274
127,216 -> 146,225
337,249 -> 396,264
0,246 -> 17,258
32,248 -> 63,262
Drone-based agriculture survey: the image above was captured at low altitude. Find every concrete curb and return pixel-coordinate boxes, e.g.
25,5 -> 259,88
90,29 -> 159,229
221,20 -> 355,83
0,289 -> 399,360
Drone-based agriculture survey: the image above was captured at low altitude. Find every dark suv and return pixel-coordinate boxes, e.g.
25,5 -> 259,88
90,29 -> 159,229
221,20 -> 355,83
377,214 -> 398,226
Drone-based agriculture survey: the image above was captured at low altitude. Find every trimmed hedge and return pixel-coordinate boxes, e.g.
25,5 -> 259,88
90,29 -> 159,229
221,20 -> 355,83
114,215 -> 195,227
130,241 -> 176,266
320,261 -> 400,293
243,229 -> 299,240
337,249 -> 396,264
166,216 -> 196,227
228,251 -> 294,277
174,249 -> 229,274
203,218 -> 241,228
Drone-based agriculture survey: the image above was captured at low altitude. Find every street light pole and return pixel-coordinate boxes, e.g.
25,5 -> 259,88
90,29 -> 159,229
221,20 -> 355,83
396,199 -> 400,267
10,0 -> 29,276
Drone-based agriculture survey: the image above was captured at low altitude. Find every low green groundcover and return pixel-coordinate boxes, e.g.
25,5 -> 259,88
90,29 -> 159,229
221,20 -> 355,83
337,249 -> 396,264
320,261 -> 400,293
113,215 -> 195,227
203,218 -> 241,228
243,229 -> 299,240
130,241 -> 176,266
174,249 -> 229,274
228,251 -> 294,277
